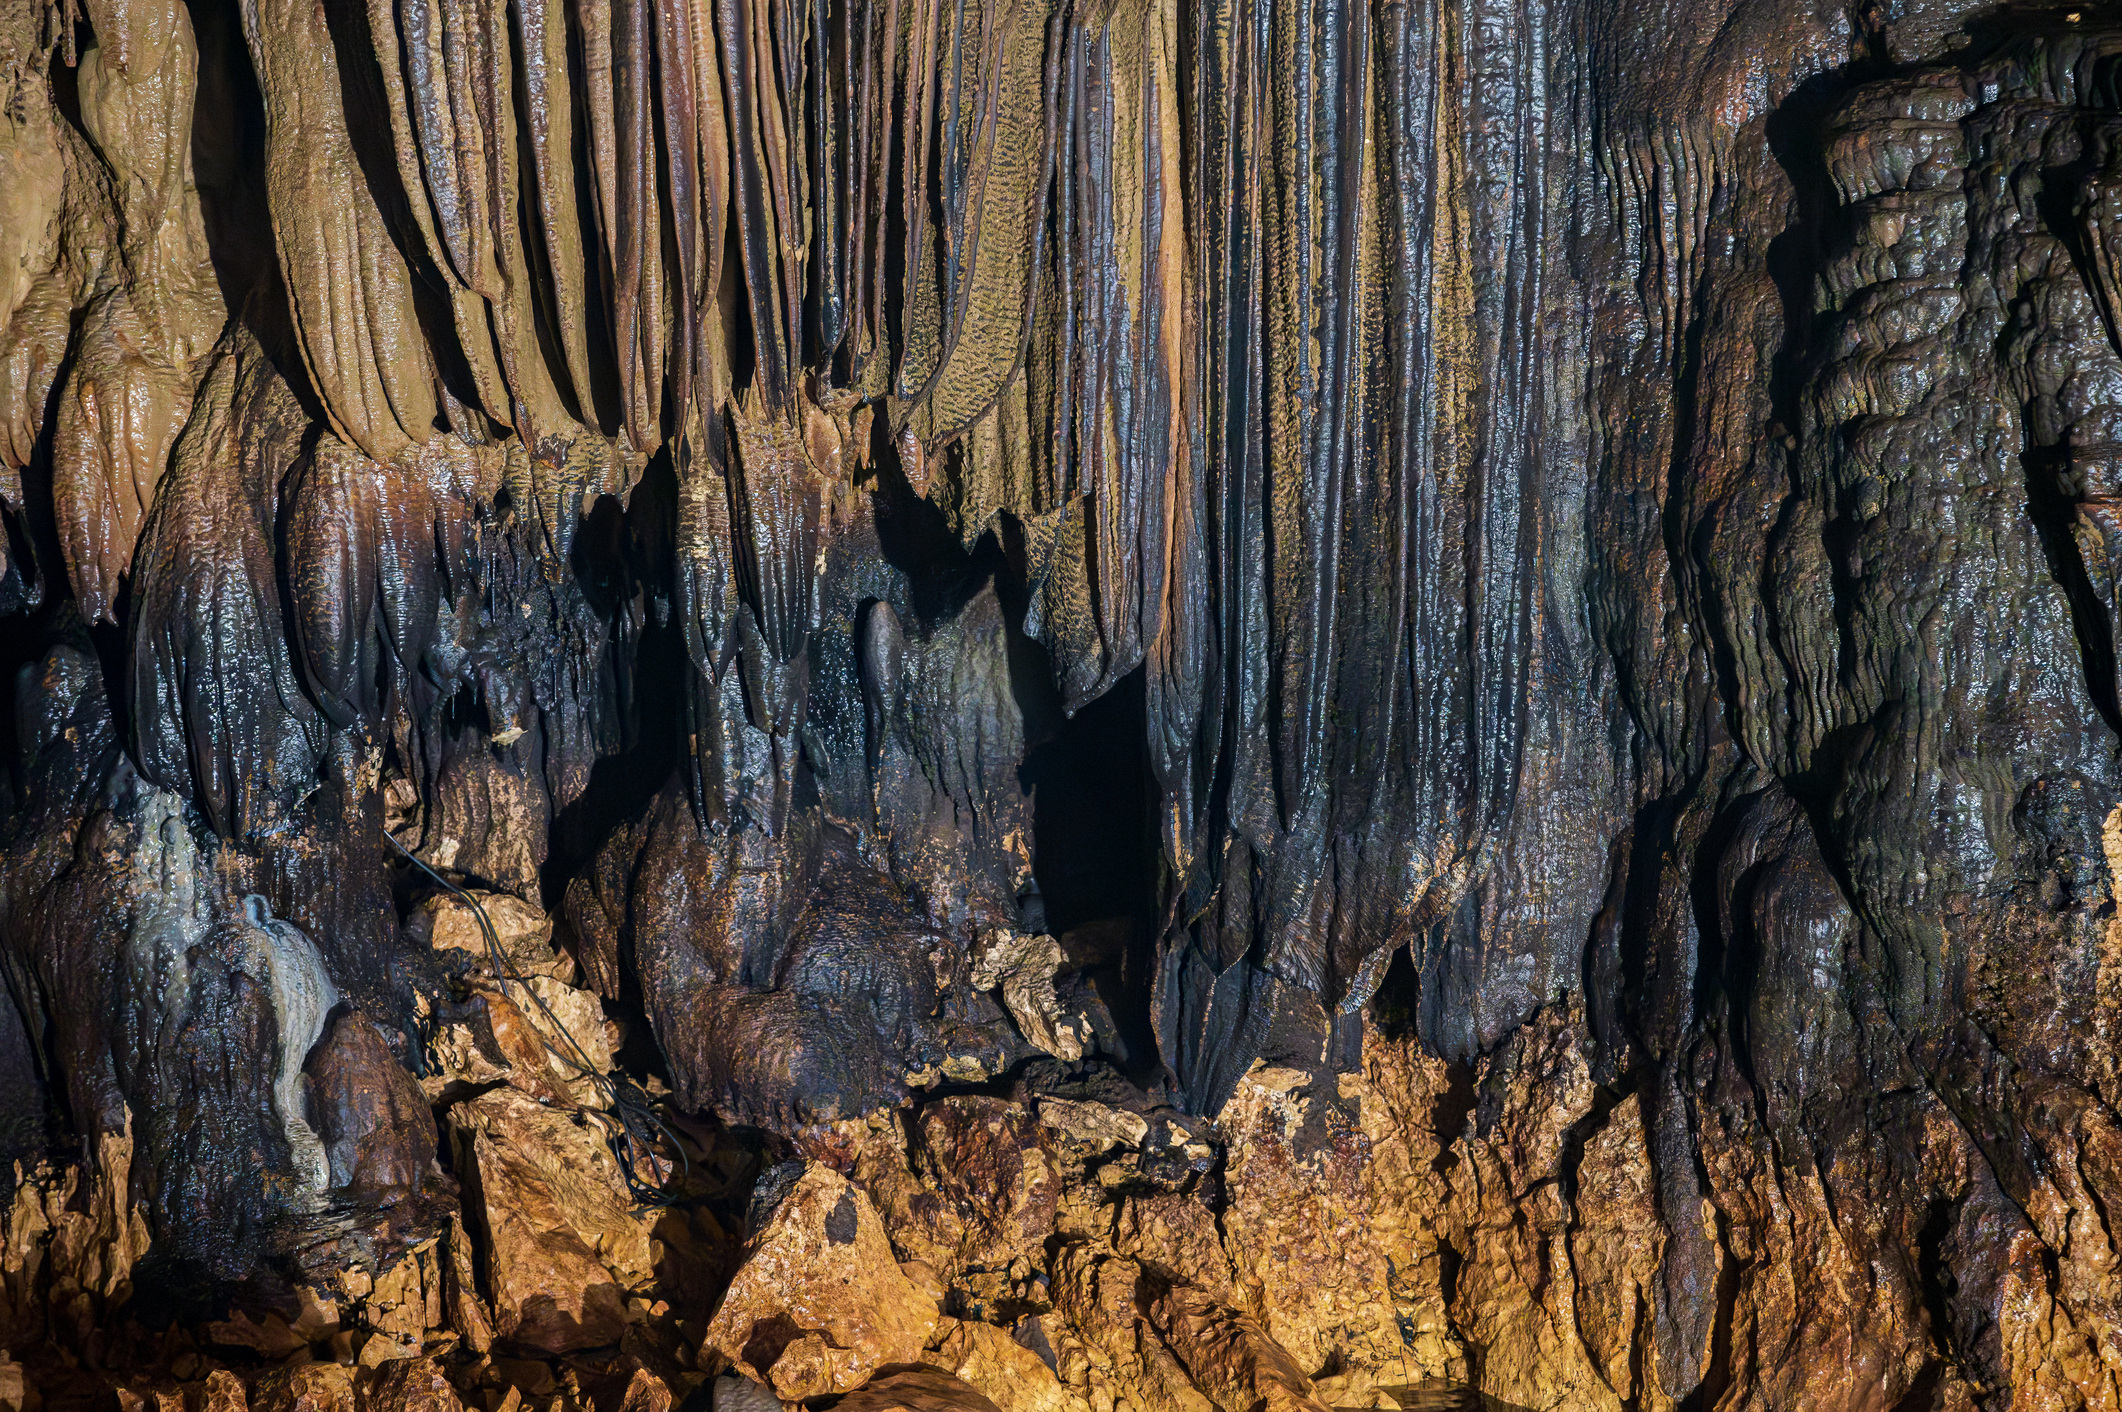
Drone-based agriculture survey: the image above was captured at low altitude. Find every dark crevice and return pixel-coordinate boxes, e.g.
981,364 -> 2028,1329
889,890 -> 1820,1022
1020,667 -> 1158,1071
1428,1058 -> 1477,1174
1675,1200 -> 1743,1412
1915,1194 -> 1961,1360
544,458 -> 690,906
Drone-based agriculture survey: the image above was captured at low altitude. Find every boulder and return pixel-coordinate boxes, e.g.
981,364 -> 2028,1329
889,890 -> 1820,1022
925,1319 -> 1089,1412
701,1164 -> 938,1398
833,1366 -> 1003,1412
413,892 -> 575,985
248,1364 -> 355,1412
449,1087 -> 648,1351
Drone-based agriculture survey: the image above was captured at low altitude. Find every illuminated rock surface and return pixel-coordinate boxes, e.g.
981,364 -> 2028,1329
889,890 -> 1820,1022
3,0 -> 2122,1406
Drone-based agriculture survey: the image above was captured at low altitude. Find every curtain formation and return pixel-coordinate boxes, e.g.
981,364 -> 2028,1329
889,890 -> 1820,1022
2,0 -> 1554,1121
15,0 -> 2122,1400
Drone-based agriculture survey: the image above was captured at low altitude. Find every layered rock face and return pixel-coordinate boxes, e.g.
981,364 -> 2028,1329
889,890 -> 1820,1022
3,0 -> 2122,1405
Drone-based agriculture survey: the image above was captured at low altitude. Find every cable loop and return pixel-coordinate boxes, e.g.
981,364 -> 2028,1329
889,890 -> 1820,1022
386,829 -> 689,1208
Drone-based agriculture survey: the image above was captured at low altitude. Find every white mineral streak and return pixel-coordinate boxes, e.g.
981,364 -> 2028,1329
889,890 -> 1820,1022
237,894 -> 339,1198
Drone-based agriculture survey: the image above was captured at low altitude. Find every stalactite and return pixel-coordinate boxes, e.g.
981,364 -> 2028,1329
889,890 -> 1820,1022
3,0 -> 2122,1406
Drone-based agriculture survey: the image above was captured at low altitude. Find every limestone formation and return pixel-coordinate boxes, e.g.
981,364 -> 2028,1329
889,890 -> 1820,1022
700,1164 -> 939,1398
4,0 -> 2122,1406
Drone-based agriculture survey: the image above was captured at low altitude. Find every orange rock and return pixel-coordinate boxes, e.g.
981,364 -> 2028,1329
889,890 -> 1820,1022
354,1248 -> 436,1365
1113,1191 -> 1236,1303
248,1363 -> 356,1412
1046,1247 -> 1213,1412
854,1097 -> 1060,1290
414,893 -> 572,980
356,1358 -> 464,1412
925,1318 -> 1088,1412
202,1372 -> 249,1412
1564,1093 -> 1666,1407
424,982 -> 612,1109
1146,1285 -> 1330,1412
115,1371 -> 244,1412
832,1366 -> 1002,1412
448,1087 -> 642,1352
1215,1065 -> 1409,1379
0,1348 -> 37,1412
205,1310 -> 306,1359
598,1366 -> 675,1412
441,1214 -> 494,1354
702,1164 -> 938,1399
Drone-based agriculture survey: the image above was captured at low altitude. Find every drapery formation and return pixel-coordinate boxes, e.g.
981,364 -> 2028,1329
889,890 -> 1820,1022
10,0 -> 2122,1402
5,0 -> 1569,1136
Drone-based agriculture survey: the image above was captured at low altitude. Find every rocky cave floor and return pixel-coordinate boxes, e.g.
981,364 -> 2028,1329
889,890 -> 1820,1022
0,887 -> 1592,1412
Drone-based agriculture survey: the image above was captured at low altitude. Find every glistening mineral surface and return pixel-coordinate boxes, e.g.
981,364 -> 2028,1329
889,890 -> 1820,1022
0,0 -> 2118,1405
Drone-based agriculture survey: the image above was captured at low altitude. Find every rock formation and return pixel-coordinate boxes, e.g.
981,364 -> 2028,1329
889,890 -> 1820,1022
2,0 -> 2122,1405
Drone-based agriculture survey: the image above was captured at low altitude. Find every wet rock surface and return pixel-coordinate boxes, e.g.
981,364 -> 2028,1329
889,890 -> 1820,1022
700,1164 -> 938,1398
2,0 -> 2122,1404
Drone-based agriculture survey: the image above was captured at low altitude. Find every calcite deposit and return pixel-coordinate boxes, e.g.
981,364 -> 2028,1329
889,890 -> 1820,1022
5,0 -> 2122,1405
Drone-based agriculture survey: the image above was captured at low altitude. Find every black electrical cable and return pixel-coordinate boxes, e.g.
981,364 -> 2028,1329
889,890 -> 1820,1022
385,828 -> 688,1207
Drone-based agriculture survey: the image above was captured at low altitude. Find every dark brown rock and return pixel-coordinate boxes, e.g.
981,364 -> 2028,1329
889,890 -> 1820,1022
9,0 -> 2122,1404
830,1367 -> 1003,1412
303,1009 -> 445,1201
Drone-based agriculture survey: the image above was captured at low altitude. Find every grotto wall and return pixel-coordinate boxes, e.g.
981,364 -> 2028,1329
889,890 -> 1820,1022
1,0 -> 2121,1405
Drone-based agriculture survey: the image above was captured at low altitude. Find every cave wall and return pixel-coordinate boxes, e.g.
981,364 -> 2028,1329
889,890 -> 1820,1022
3,0 -> 2122,1405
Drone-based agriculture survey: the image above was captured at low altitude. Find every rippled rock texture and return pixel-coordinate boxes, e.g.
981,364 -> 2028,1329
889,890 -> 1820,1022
4,0 -> 2122,1404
